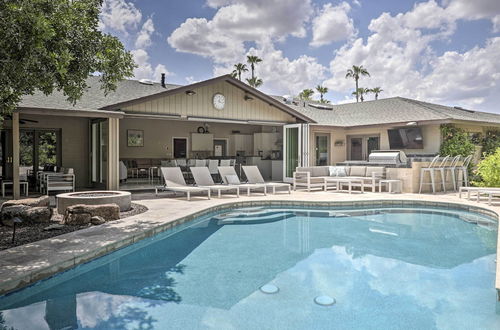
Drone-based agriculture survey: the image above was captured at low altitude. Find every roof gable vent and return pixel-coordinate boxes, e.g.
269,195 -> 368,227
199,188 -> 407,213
139,79 -> 155,85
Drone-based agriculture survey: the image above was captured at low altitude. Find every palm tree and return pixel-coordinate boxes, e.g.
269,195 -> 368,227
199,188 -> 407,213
352,87 -> 370,102
299,88 -> 314,100
232,63 -> 248,81
369,87 -> 383,100
246,77 -> 263,88
316,85 -> 328,103
247,55 -> 262,79
345,65 -> 370,102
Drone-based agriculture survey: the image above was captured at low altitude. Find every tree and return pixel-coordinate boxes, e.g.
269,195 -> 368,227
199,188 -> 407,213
369,87 -> 383,100
316,85 -> 328,103
246,55 -> 262,80
246,77 -> 263,88
299,89 -> 314,100
231,63 -> 248,81
352,87 -> 370,102
0,0 -> 136,117
345,65 -> 370,102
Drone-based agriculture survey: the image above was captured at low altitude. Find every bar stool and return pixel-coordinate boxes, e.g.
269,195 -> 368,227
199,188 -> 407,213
435,155 -> 450,192
444,155 -> 461,191
456,155 -> 472,188
419,155 -> 440,194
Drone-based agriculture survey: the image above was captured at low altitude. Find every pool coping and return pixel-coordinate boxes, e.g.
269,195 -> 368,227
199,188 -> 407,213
0,195 -> 499,299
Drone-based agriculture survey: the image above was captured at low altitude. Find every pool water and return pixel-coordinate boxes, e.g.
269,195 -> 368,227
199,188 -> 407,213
0,205 -> 499,329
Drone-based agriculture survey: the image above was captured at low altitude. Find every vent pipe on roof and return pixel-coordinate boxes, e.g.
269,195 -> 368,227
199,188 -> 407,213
161,73 -> 166,88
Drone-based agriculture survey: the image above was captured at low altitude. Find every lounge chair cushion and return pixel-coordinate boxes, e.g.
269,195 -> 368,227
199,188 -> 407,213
349,166 -> 366,177
329,166 -> 347,177
225,175 -> 241,185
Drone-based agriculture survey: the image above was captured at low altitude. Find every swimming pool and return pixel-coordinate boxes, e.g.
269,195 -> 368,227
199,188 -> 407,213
0,204 -> 498,329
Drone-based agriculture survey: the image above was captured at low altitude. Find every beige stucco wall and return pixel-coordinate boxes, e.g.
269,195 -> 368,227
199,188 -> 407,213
122,81 -> 296,123
309,124 -> 442,165
119,118 -> 280,159
3,114 -> 89,188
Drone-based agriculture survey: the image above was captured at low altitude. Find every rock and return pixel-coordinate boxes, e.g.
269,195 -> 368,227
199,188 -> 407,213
43,224 -> 65,231
1,196 -> 50,211
1,205 -> 30,226
65,204 -> 120,221
64,213 -> 92,225
91,216 -> 106,225
24,207 -> 52,223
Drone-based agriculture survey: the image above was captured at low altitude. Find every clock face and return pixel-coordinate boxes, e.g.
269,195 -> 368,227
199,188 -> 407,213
213,93 -> 225,110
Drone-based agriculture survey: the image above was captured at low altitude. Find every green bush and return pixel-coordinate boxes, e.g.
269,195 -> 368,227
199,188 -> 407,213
482,130 -> 500,156
439,124 -> 475,157
474,148 -> 500,187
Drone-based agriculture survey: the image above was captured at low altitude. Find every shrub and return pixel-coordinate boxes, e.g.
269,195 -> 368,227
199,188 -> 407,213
482,130 -> 500,156
439,124 -> 475,157
474,148 -> 500,187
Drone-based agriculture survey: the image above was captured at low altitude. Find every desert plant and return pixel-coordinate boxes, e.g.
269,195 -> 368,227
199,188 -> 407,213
474,148 -> 500,187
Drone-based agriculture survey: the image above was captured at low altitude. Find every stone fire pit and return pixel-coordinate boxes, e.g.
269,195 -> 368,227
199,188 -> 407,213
56,191 -> 131,214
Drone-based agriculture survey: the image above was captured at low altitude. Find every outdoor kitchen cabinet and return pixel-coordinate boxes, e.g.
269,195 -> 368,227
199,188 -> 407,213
191,133 -> 214,151
229,134 -> 253,155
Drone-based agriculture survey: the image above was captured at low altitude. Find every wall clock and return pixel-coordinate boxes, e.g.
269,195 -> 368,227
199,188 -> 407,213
213,93 -> 225,110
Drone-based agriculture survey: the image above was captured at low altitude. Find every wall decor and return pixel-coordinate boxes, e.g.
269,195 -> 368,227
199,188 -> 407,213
127,129 -> 144,147
334,140 -> 345,147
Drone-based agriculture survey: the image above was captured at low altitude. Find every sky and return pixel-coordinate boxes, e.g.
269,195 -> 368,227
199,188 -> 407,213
98,0 -> 500,113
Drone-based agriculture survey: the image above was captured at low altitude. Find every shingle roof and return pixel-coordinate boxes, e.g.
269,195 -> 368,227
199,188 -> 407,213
19,76 -> 181,111
276,96 -> 500,127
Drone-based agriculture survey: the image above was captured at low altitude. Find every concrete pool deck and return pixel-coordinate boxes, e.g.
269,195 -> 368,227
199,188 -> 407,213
0,190 -> 499,298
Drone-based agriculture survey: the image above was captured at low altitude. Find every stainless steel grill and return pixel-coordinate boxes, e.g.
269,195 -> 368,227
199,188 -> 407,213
368,150 -> 407,165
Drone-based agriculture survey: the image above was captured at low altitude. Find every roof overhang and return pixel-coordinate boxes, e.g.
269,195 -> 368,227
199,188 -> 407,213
100,75 -> 316,124
16,107 -> 124,119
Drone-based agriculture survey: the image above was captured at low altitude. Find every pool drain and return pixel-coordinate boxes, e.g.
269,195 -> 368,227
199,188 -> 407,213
260,284 -> 279,294
314,295 -> 336,306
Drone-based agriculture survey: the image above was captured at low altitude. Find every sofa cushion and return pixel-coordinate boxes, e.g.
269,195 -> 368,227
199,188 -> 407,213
365,166 -> 385,178
329,166 -> 347,177
311,166 -> 329,177
349,166 -> 366,177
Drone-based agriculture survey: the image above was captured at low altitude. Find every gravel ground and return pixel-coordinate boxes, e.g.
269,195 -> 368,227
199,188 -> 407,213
0,203 -> 148,251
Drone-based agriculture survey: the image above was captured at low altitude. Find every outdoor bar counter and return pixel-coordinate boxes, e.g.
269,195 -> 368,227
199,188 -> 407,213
337,156 -> 459,193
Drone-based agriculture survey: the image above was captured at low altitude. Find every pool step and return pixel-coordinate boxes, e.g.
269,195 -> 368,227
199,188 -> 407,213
216,211 -> 296,225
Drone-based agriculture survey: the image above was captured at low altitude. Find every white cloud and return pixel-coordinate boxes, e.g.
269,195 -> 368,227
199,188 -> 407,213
99,0 -> 142,34
215,39 -> 327,96
135,18 -> 155,49
323,0 -> 500,111
168,0 -> 313,63
131,49 -> 170,81
445,0 -> 500,27
310,2 -> 356,47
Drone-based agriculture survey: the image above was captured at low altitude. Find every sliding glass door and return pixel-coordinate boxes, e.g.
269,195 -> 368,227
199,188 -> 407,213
90,119 -> 108,188
283,124 -> 309,182
348,135 -> 380,160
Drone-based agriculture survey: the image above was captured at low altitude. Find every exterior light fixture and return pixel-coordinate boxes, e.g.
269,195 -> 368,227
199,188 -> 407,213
244,94 -> 254,101
406,121 -> 417,126
185,90 -> 196,96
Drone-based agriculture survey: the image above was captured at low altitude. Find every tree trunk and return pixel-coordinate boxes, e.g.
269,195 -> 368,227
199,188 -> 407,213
355,78 -> 359,102
251,64 -> 255,79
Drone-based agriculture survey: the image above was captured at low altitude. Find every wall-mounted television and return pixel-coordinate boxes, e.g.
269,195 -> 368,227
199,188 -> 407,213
387,127 -> 424,149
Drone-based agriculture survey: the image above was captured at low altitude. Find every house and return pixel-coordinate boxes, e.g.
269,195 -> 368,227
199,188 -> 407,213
3,74 -> 500,198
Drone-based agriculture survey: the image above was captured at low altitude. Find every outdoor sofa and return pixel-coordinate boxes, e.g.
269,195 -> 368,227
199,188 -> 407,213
293,165 -> 385,192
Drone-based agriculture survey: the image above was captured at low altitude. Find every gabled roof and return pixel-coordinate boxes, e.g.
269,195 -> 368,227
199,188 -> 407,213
277,96 -> 500,127
100,74 -> 315,123
19,75 -> 315,123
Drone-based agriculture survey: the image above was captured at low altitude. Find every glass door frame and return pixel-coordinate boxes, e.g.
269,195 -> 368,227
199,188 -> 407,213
283,123 -> 309,183
89,119 -> 107,188
314,132 -> 330,166
346,134 -> 380,160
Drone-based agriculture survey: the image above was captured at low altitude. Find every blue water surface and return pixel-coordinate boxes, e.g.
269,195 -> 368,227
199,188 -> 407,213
0,205 -> 499,330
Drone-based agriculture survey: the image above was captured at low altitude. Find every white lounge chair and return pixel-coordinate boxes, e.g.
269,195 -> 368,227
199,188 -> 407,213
156,167 -> 210,201
242,165 -> 291,194
218,166 -> 267,196
459,186 -> 500,202
190,166 -> 240,198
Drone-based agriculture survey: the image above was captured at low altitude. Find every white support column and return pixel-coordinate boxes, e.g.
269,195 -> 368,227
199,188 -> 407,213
12,112 -> 20,199
107,117 -> 120,190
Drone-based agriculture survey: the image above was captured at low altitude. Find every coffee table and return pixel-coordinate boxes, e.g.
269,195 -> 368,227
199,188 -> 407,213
325,178 -> 364,194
